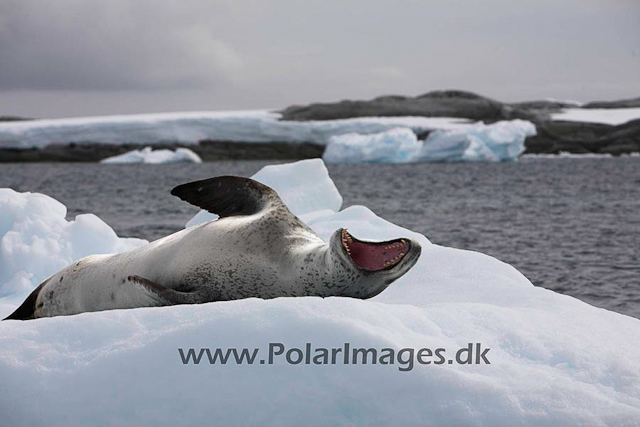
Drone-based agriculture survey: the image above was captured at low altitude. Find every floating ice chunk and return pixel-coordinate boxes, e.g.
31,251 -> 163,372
416,120 -> 536,162
323,127 -> 422,164
252,159 -> 342,214
0,189 -> 147,303
100,146 -> 202,164
323,120 -> 536,163
186,159 -> 342,227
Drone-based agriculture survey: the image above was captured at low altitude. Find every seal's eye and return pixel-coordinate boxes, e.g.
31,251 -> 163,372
341,229 -> 408,272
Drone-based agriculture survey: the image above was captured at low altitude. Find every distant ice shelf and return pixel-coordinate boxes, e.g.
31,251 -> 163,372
0,110 -> 470,149
551,107 -> 640,125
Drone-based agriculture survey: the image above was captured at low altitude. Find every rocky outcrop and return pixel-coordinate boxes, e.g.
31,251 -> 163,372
0,140 -> 324,162
281,90 -> 640,155
524,119 -> 640,154
281,90 -> 547,122
582,97 -> 640,109
509,100 -> 580,111
0,116 -> 33,122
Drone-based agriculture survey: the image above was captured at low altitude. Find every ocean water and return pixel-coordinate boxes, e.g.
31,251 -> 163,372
1,157 -> 639,318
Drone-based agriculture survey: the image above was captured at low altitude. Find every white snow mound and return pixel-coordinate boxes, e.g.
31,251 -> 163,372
0,189 -> 147,309
100,146 -> 202,164
1,159 -> 639,426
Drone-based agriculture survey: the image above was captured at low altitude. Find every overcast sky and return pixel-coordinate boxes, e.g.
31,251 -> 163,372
0,0 -> 638,118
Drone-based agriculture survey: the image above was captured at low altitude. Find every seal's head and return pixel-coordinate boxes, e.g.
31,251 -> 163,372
329,228 -> 422,298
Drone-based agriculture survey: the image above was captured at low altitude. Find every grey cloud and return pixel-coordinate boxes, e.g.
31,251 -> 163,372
0,0 -> 638,117
0,0 -> 244,91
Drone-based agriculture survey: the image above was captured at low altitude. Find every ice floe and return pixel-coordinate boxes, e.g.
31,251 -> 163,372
1,159 -> 639,426
100,146 -> 202,164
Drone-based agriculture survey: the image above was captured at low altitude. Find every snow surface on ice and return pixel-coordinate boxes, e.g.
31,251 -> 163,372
552,108 -> 640,125
1,159 -> 640,426
0,189 -> 147,311
0,110 -> 469,149
100,146 -> 202,164
323,120 -> 536,163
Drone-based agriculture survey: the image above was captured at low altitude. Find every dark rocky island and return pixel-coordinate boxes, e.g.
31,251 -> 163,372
582,96 -> 640,109
280,90 -> 546,122
280,90 -> 640,155
526,119 -> 640,155
0,116 -> 33,122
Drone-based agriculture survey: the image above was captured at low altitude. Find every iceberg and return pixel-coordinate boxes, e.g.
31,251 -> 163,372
100,146 -> 202,164
1,159 -> 639,425
323,120 -> 536,163
416,119 -> 536,162
323,127 -> 422,164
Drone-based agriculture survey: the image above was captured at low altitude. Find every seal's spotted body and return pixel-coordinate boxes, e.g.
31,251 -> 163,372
5,176 -> 421,320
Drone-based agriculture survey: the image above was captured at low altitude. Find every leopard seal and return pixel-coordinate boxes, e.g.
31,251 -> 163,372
4,176 -> 421,320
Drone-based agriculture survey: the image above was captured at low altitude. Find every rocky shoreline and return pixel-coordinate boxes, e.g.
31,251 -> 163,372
1,91 -> 639,161
525,119 -> 640,155
0,140 -> 324,162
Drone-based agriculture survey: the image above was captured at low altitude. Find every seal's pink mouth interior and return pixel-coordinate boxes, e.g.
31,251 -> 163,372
341,229 -> 409,272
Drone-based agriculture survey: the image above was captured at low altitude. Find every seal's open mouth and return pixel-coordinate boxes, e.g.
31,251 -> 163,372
341,229 -> 409,272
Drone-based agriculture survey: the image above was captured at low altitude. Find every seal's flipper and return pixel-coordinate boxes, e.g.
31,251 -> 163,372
3,278 -> 49,321
171,176 -> 283,218
127,275 -> 200,306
